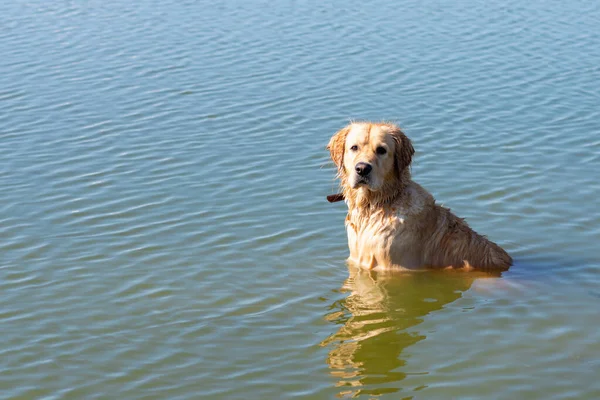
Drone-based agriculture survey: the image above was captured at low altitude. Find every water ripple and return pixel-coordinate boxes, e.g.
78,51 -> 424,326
1,0 -> 600,398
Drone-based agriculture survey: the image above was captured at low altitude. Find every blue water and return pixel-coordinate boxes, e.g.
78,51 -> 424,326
1,1 -> 599,398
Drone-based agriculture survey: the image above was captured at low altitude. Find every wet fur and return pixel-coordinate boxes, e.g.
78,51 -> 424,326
327,122 -> 512,271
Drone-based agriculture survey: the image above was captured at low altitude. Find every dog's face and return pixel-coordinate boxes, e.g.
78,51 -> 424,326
328,123 -> 414,191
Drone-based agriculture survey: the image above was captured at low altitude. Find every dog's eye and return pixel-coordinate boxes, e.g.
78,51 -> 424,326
350,145 -> 358,151
376,146 -> 387,155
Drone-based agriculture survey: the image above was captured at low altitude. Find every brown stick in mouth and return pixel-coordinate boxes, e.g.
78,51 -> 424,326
327,193 -> 344,203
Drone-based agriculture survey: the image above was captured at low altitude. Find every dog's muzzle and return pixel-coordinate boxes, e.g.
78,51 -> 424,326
355,162 -> 372,177
351,162 -> 372,188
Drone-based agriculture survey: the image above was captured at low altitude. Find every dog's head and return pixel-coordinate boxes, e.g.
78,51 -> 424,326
328,122 -> 414,191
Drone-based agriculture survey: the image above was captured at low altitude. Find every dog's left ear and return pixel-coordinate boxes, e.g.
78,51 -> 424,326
327,125 -> 350,172
391,126 -> 414,173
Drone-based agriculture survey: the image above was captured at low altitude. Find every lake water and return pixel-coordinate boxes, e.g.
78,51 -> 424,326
1,0 -> 599,398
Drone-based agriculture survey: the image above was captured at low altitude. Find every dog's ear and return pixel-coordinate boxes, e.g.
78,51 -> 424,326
391,126 -> 414,173
327,125 -> 350,172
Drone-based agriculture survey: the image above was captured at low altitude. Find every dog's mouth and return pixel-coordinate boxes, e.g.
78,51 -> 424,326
350,174 -> 384,191
352,176 -> 370,189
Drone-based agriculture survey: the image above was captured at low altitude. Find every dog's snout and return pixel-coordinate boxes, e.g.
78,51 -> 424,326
355,162 -> 372,177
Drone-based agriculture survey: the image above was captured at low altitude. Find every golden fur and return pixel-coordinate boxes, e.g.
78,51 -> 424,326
327,122 -> 512,271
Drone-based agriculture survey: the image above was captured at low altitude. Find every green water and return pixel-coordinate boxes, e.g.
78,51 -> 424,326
1,0 -> 599,398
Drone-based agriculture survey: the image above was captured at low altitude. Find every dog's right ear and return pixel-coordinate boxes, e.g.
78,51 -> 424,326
327,125 -> 350,172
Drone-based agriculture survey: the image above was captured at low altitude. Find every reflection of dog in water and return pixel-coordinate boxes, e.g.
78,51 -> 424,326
321,266 -> 491,397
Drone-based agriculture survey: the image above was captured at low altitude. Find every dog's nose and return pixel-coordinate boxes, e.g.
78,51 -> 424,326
355,162 -> 372,177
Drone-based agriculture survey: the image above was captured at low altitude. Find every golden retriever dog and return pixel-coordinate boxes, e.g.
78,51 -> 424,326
327,122 -> 512,271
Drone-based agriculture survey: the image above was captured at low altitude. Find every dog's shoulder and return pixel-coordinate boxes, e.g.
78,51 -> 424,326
393,180 -> 435,217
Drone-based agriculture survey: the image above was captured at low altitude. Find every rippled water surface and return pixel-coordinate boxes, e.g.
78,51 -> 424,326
1,1 -> 600,398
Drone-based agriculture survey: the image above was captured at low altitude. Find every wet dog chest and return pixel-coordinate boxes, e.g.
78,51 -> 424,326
346,210 -> 421,269
346,212 -> 407,252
